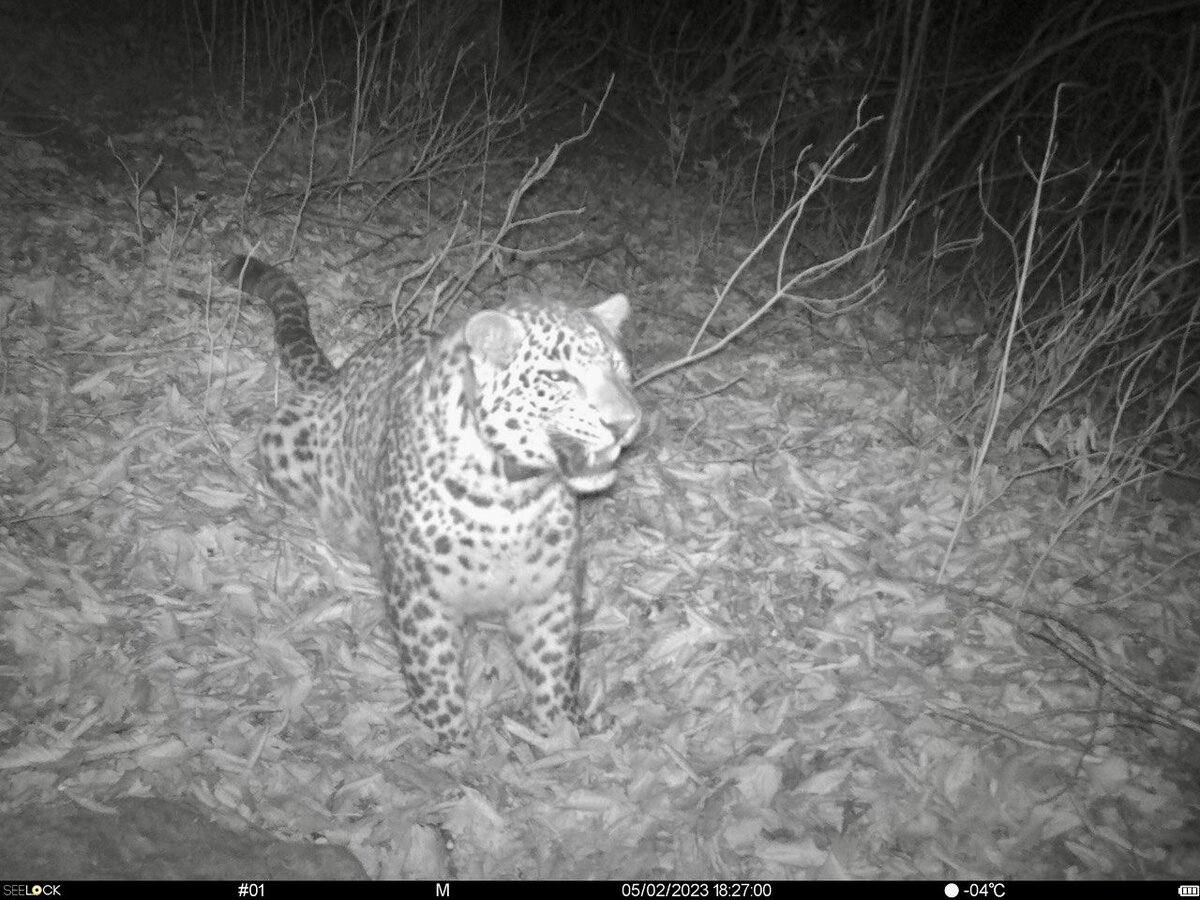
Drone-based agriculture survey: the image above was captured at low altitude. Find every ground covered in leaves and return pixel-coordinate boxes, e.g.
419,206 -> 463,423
2,15 -> 1199,882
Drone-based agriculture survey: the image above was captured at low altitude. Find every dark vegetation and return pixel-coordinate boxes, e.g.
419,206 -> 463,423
132,0 -> 1199,523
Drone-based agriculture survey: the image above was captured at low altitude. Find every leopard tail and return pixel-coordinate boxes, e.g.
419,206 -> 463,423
221,255 -> 337,390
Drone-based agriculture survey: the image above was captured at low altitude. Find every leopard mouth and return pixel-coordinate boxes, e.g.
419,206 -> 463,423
497,441 -> 620,486
555,440 -> 625,493
564,465 -> 619,493
498,437 -> 628,492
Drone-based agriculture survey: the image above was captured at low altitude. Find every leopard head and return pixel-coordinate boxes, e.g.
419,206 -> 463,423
464,295 -> 641,493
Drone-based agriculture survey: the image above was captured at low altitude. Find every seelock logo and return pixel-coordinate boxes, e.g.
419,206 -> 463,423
3,887 -> 62,896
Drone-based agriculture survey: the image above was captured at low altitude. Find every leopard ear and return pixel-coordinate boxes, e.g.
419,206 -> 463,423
589,293 -> 630,334
465,310 -> 524,366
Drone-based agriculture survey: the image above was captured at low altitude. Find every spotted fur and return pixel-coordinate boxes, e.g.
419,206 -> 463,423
222,255 -> 640,746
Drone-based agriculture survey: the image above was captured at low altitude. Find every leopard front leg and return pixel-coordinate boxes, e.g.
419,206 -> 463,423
506,574 -> 585,733
380,563 -> 469,747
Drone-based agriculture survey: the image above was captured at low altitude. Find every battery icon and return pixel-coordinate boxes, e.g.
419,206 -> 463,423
1179,886 -> 1199,896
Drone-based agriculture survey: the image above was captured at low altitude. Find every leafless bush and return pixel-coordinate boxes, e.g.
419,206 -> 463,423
938,82 -> 1200,580
185,0 -> 527,229
639,108 -> 889,387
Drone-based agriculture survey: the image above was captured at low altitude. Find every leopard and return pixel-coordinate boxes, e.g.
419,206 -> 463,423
221,255 -> 641,747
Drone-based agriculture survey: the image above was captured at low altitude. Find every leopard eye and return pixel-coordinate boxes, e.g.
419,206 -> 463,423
541,369 -> 573,383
